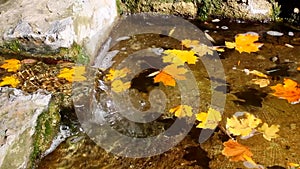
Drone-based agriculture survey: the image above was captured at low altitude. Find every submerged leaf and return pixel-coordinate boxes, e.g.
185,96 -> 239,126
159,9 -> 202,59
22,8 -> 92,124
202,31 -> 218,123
105,67 -> 130,81
196,107 -> 222,129
0,76 -> 20,87
0,59 -> 21,72
258,123 -> 280,141
57,66 -> 87,82
222,139 -> 253,162
169,105 -> 193,118
226,113 -> 262,138
251,78 -> 270,88
111,80 -> 130,93
270,78 -> 300,104
163,49 -> 197,65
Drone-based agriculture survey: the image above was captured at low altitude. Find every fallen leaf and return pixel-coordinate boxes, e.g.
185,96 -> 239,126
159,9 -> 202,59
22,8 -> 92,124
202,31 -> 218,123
105,67 -> 130,81
169,105 -> 193,118
163,49 -> 197,65
251,78 -> 270,88
258,123 -> 280,141
181,39 -> 200,48
196,107 -> 222,129
57,66 -> 87,82
0,59 -> 21,72
222,139 -> 253,162
249,70 -> 268,78
153,64 -> 187,87
226,113 -> 262,138
182,39 -> 216,55
0,76 -> 20,87
287,162 -> 300,169
111,80 -> 131,93
192,44 -> 214,57
153,71 -> 176,86
270,78 -> 300,104
297,67 -> 300,71
225,33 -> 263,53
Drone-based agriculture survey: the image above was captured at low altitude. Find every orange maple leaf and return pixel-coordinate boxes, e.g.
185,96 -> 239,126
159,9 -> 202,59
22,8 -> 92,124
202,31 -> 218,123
153,64 -> 187,87
225,33 -> 263,53
154,71 -> 176,86
270,78 -> 300,104
222,139 -> 253,162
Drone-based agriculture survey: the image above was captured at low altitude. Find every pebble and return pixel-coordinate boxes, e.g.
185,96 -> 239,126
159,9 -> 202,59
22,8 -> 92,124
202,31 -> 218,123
267,31 -> 283,36
221,26 -> 229,30
211,18 -> 220,22
288,31 -> 294,36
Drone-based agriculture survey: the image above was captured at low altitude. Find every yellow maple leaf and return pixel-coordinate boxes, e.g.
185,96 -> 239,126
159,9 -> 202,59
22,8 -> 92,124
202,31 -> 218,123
222,139 -> 253,162
0,59 -> 21,72
111,80 -> 130,93
249,70 -> 268,78
191,44 -> 214,57
270,78 -> 300,104
105,67 -> 130,81
0,76 -> 20,87
225,33 -> 263,53
153,64 -> 187,87
196,107 -> 221,129
258,123 -> 280,141
226,113 -> 262,137
163,49 -> 197,65
181,39 -> 200,48
57,66 -> 87,82
169,105 -> 193,118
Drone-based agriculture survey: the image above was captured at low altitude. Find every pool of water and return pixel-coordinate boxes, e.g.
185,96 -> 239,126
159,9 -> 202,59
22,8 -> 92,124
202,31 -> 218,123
1,17 -> 300,169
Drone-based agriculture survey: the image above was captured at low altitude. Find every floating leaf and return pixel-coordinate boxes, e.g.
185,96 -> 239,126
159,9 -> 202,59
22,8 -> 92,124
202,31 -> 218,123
251,78 -> 270,88
226,113 -> 262,138
182,39 -> 216,55
105,67 -> 130,81
57,66 -> 87,82
153,64 -> 187,87
192,44 -> 214,57
287,162 -> 300,169
270,78 -> 300,104
0,76 -> 20,87
258,123 -> 280,141
196,107 -> 222,129
249,70 -> 268,78
169,105 -> 193,118
222,139 -> 253,162
225,33 -> 263,53
163,49 -> 197,65
181,39 -> 200,48
153,71 -> 176,87
111,80 -> 131,93
0,59 -> 21,72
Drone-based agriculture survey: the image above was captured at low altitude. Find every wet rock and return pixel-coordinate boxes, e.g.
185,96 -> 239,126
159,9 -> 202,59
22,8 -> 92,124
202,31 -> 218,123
0,87 -> 59,169
0,0 -> 117,57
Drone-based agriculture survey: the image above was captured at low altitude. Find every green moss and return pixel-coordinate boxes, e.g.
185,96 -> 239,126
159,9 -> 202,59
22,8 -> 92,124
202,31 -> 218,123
29,96 -> 61,168
196,0 -> 222,21
3,40 -> 22,53
58,43 -> 90,64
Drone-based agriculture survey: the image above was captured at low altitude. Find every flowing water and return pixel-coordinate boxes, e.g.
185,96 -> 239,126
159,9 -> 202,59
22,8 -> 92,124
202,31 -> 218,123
1,17 -> 300,169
